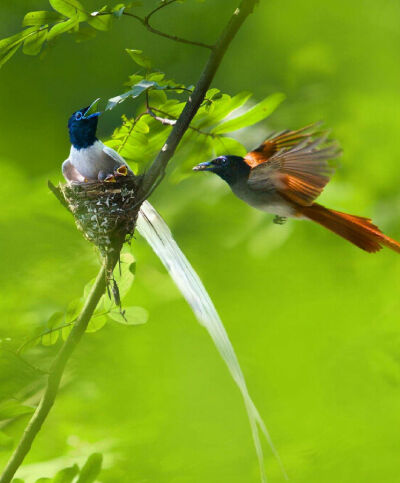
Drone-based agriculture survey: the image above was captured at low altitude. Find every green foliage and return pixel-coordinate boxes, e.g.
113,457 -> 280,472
76,453 -> 102,483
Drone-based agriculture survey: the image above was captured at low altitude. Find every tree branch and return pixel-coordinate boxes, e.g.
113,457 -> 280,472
0,237 -> 122,483
138,0 -> 259,197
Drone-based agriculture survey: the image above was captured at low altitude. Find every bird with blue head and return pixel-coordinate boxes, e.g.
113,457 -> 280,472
193,124 -> 400,253
62,98 -> 131,183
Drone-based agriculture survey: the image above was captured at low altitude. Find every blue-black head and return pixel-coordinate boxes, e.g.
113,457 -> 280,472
68,99 -> 101,149
193,155 -> 250,185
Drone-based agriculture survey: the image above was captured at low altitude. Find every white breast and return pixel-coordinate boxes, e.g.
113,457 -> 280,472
69,141 -> 117,180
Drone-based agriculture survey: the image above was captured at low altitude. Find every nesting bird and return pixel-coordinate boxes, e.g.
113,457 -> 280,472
194,124 -> 400,253
62,99 -> 132,183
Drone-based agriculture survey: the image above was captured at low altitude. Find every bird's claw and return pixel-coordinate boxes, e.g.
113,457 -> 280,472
273,215 -> 287,225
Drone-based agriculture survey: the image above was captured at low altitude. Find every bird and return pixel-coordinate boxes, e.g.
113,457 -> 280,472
62,99 -> 132,183
193,124 -> 400,253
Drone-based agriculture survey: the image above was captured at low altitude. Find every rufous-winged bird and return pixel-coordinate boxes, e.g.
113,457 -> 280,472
62,99 -> 132,183
193,124 -> 400,253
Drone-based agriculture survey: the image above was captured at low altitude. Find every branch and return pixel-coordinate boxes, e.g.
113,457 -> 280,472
138,0 -> 259,197
0,226 -> 122,483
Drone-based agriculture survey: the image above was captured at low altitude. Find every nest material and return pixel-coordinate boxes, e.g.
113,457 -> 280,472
59,176 -> 140,254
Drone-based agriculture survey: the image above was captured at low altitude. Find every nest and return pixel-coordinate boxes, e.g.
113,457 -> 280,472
57,176 -> 141,255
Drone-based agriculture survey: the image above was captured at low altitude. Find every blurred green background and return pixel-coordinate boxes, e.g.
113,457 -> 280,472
1,0 -> 400,481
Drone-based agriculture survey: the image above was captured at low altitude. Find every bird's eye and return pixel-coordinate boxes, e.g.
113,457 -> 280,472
75,112 -> 83,121
220,157 -> 228,166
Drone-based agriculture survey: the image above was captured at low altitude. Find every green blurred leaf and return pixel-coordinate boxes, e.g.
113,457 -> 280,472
47,17 -> 79,41
42,311 -> 64,346
0,400 -> 35,421
35,479 -> 51,483
87,12 -> 113,31
23,11 -> 65,27
86,314 -> 107,333
0,430 -> 13,450
212,92 -> 285,134
76,453 -> 102,483
66,298 -> 83,322
49,0 -> 88,20
125,48 -> 152,69
23,29 -> 47,56
11,479 -> 24,483
106,80 -> 157,110
112,4 -> 126,18
212,136 -> 247,157
51,465 -> 79,483
0,43 -> 20,68
109,306 -> 148,325
74,25 -> 97,42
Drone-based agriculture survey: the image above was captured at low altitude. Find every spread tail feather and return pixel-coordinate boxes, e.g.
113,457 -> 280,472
300,203 -> 400,253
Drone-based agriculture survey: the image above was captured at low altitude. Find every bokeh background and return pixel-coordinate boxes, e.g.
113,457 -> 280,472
1,0 -> 400,482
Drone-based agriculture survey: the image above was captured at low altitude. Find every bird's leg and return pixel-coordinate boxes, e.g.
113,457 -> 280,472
273,215 -> 287,225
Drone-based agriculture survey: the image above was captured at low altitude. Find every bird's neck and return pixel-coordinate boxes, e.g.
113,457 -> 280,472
69,126 -> 98,150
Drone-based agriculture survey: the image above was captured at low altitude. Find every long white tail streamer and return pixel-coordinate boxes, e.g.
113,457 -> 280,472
137,201 -> 287,482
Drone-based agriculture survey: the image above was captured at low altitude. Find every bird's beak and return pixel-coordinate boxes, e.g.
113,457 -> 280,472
193,161 -> 213,172
83,98 -> 102,119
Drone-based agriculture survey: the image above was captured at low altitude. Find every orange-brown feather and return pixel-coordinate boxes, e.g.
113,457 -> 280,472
299,203 -> 400,253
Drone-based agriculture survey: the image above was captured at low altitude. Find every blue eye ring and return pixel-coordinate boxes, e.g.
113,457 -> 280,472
219,156 -> 228,166
75,112 -> 83,121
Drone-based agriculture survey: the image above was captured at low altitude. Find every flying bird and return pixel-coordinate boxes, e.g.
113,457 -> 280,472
193,124 -> 400,253
62,99 -> 132,183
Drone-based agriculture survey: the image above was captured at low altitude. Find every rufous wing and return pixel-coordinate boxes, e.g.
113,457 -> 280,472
247,125 -> 341,205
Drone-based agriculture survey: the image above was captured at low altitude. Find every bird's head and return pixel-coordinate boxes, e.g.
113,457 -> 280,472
68,98 -> 101,149
193,155 -> 250,185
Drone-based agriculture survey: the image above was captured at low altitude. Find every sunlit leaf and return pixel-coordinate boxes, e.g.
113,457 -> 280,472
108,306 -> 148,325
23,28 -> 47,55
49,0 -> 88,20
212,92 -> 285,134
47,17 -> 79,41
51,464 -> 79,483
42,311 -> 64,346
0,43 -> 21,68
76,453 -> 102,483
126,48 -> 152,69
106,81 -> 157,110
86,314 -> 107,333
22,11 -> 65,26
87,11 -> 113,31
212,136 -> 247,157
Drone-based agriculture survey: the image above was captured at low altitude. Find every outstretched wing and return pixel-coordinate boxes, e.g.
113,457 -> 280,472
247,124 -> 341,206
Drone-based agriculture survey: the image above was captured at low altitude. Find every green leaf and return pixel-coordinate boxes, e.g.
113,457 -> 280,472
106,80 -> 157,110
0,43 -> 20,69
11,479 -> 25,483
112,4 -> 126,18
108,306 -> 148,325
134,118 -> 149,134
51,465 -> 79,483
86,314 -> 107,333
42,311 -> 64,346
87,12 -> 113,31
23,28 -> 47,55
212,92 -> 285,134
66,298 -> 83,322
47,17 -> 80,41
213,137 -> 247,157
35,479 -> 51,483
49,0 -> 88,20
74,25 -> 97,42
0,400 -> 35,421
125,48 -> 152,69
76,453 -> 102,483
0,430 -> 13,450
23,11 -> 65,26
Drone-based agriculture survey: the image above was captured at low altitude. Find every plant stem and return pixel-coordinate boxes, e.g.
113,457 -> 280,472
0,253 -> 117,483
139,0 -> 258,197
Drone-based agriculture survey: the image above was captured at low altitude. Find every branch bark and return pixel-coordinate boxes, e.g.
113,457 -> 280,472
0,1 -> 258,481
139,0 -> 259,197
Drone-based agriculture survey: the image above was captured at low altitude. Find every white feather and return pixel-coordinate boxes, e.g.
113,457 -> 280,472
137,201 -> 288,483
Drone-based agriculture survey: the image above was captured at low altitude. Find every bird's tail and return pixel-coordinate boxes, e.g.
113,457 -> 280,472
299,203 -> 400,253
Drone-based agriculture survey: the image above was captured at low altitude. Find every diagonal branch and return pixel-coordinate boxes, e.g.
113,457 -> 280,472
138,0 -> 259,198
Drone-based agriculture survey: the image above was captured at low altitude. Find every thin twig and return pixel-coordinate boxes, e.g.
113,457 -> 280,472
149,107 -> 218,137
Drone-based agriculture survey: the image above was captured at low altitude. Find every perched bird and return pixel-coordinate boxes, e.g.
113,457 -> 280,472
62,99 -> 132,183
193,124 -> 400,253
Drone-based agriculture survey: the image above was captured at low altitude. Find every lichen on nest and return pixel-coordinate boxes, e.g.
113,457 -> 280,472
59,176 -> 140,255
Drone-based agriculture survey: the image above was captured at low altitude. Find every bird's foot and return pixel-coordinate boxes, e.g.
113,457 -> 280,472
273,215 -> 287,225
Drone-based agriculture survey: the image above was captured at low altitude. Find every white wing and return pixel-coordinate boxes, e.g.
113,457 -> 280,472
62,159 -> 85,183
102,145 -> 134,174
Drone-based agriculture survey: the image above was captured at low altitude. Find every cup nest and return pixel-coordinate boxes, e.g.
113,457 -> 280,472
59,176 -> 140,255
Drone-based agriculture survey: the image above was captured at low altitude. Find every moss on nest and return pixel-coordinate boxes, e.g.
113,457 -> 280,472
59,176 -> 140,255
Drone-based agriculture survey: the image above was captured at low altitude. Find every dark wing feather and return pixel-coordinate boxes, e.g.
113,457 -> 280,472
247,126 -> 340,206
